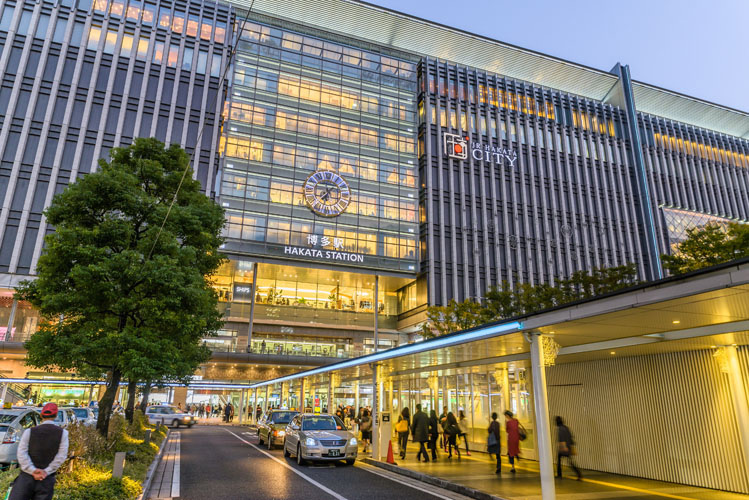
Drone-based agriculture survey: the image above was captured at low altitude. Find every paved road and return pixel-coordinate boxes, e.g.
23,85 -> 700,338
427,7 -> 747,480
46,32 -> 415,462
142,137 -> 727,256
178,425 -> 467,500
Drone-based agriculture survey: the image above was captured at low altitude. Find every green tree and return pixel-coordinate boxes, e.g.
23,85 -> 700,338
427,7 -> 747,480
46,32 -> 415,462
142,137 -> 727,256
421,264 -> 638,337
662,223 -> 749,275
15,138 -> 225,435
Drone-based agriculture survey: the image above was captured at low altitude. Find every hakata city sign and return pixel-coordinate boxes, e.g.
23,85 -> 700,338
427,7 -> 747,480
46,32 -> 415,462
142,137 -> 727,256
443,132 -> 517,166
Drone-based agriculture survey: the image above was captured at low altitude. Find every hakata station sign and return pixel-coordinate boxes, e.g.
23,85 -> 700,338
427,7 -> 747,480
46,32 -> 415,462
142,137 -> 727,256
443,132 -> 517,166
283,234 -> 365,263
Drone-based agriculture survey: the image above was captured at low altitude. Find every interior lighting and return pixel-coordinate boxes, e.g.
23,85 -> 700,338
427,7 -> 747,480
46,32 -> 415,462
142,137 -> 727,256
610,351 -> 616,355
249,320 -> 524,388
672,320 -> 680,324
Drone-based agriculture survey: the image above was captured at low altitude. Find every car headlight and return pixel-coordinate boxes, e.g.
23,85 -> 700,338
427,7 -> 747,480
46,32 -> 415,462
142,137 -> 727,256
305,437 -> 317,447
277,430 -> 285,437
349,437 -> 357,446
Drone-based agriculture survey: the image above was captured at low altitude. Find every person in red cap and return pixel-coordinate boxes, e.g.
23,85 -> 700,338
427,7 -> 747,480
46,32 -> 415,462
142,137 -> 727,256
9,402 -> 69,500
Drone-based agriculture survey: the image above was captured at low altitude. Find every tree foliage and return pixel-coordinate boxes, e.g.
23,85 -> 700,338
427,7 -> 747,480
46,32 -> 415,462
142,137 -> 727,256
15,138 -> 225,434
661,223 -> 749,275
421,264 -> 638,338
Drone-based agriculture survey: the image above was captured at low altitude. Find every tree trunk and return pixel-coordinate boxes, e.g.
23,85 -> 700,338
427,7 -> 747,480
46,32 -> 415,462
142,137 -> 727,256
96,367 -> 121,436
125,379 -> 137,423
139,381 -> 152,413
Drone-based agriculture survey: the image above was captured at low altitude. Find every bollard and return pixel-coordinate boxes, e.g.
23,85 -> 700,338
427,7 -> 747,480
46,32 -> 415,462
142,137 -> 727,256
144,429 -> 151,445
112,452 -> 126,478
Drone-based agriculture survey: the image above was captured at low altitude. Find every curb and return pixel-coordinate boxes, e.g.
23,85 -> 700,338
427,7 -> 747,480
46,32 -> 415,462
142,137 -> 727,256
362,458 -> 508,500
138,427 -> 171,500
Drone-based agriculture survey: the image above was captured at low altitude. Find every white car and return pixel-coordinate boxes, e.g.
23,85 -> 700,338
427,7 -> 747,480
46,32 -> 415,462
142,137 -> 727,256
71,407 -> 97,426
145,405 -> 196,428
283,414 -> 357,465
52,408 -> 78,428
0,409 -> 41,466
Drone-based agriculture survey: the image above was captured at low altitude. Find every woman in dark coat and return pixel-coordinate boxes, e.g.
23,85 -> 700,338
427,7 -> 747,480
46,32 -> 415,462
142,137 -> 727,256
445,412 -> 461,459
488,412 -> 501,473
428,409 -> 439,460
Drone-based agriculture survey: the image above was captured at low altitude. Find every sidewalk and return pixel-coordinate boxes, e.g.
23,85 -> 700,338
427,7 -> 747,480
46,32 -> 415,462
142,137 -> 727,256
147,431 -> 181,500
367,441 -> 749,500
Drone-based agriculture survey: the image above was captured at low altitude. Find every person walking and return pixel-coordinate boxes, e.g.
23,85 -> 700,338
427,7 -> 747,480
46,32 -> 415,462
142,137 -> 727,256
359,409 -> 372,453
504,410 -> 524,474
488,412 -> 501,473
457,410 -> 471,456
224,402 -> 232,423
428,409 -> 439,460
439,406 -> 448,452
445,412 -> 461,459
395,408 -> 410,459
556,416 -> 581,480
412,404 -> 430,462
9,403 -> 69,500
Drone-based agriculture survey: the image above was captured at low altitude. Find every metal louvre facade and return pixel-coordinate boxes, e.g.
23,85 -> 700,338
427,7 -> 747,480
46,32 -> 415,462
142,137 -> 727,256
547,350 -> 749,493
0,0 -> 229,277
419,58 -> 646,305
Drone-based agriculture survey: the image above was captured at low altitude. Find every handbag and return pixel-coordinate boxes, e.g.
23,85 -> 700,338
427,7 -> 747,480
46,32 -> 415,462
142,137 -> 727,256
395,419 -> 409,433
487,432 -> 498,447
518,423 -> 527,441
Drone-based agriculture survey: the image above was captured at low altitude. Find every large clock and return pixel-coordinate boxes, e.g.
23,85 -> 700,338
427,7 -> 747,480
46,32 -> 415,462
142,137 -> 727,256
303,170 -> 351,217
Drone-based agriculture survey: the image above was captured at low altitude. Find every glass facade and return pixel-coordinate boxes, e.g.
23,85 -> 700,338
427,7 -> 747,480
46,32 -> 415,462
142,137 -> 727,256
218,17 -> 419,274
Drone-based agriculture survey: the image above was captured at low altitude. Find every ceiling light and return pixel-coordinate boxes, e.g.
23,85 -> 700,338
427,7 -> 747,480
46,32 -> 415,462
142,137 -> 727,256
672,320 -> 680,324
610,351 -> 615,355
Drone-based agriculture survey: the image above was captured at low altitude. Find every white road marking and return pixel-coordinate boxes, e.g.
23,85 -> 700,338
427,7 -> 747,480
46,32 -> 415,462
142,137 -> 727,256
355,462 -> 472,500
223,429 -> 350,500
171,432 -> 181,498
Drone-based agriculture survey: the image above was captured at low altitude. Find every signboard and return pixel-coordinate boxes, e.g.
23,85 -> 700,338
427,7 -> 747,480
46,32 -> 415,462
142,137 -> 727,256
444,132 -> 517,166
283,234 -> 365,264
232,283 -> 254,303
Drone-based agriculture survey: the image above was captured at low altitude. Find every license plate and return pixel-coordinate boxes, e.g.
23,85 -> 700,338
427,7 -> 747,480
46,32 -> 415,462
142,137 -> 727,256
328,449 -> 340,457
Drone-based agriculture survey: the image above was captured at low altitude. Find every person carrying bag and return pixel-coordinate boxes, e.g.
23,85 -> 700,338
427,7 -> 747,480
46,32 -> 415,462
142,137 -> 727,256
487,412 -> 501,473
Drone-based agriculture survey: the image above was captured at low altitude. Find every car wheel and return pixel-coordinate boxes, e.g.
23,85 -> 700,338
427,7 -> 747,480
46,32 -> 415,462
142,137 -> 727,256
258,433 -> 264,445
173,420 -> 179,428
296,444 -> 305,465
283,440 -> 291,457
346,459 -> 355,466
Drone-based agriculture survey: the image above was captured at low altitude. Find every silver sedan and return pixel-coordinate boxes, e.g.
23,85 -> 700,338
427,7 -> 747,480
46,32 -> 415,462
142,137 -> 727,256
283,414 -> 357,465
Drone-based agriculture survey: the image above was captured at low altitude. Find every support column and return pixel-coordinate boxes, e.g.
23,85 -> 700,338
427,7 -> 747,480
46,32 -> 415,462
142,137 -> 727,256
88,384 -> 95,405
529,333 -> 555,500
253,388 -> 258,423
354,382 -> 359,415
5,300 -> 17,341
372,363 -> 380,460
725,346 -> 749,477
0,383 -> 7,406
264,386 -> 269,415
246,262 -> 259,352
373,275 -> 379,353
239,389 -> 245,425
502,368 -> 511,413
327,376 -> 333,414
299,378 -> 305,412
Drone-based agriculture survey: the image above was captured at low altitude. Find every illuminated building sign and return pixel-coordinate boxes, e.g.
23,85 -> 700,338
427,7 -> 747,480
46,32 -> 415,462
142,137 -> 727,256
282,233 -> 365,263
443,132 -> 517,166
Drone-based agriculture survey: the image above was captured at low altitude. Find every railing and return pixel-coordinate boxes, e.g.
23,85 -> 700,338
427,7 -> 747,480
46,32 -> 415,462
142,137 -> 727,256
226,302 -> 398,329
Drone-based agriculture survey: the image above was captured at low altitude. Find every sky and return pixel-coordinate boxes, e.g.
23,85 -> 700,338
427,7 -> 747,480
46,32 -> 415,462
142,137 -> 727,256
368,0 -> 749,113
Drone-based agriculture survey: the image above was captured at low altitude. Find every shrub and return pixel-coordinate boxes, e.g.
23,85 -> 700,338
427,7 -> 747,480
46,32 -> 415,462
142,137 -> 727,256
54,465 -> 140,500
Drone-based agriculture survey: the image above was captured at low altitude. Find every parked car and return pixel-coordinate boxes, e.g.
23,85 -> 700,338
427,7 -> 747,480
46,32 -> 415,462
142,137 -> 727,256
0,409 -> 41,466
145,405 -> 196,428
71,407 -> 97,426
257,410 -> 297,450
52,408 -> 78,428
283,413 -> 357,465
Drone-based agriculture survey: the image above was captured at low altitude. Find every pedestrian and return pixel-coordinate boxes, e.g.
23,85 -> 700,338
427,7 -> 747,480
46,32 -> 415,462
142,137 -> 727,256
256,405 -> 262,421
428,409 -> 439,460
457,410 -> 471,456
412,404 -> 430,462
445,412 -> 461,459
504,410 -> 524,474
439,406 -> 448,452
555,416 -> 581,480
396,408 -> 410,459
9,403 -> 69,500
229,403 -> 235,422
488,412 -> 501,473
359,409 -> 372,453
224,402 -> 233,423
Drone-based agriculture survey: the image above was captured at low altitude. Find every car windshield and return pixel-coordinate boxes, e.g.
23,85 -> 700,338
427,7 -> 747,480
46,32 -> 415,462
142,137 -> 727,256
54,413 -> 65,422
270,412 -> 295,424
0,415 -> 18,424
72,409 -> 89,419
162,407 -> 177,414
302,416 -> 345,431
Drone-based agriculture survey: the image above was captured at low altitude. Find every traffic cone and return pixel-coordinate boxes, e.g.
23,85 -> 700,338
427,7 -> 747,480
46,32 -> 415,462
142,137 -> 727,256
386,440 -> 397,465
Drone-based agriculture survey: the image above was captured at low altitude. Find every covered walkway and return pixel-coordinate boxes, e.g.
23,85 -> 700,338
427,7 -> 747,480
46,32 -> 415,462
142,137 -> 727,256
248,259 -> 749,499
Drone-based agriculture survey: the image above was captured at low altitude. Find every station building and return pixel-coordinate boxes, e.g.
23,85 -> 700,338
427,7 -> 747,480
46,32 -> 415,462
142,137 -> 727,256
0,0 -> 748,494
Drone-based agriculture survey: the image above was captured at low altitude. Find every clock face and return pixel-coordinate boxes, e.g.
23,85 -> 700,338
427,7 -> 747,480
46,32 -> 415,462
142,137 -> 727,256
303,170 -> 351,217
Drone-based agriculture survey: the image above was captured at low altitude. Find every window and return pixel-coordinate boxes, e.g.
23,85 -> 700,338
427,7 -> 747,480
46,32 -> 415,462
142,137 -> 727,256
196,51 -> 207,73
214,21 -> 225,43
152,41 -> 164,64
120,33 -> 133,58
186,14 -> 198,37
200,20 -> 212,40
210,53 -> 221,77
71,22 -> 85,46
17,10 -> 32,36
136,38 -> 149,60
167,44 -> 179,67
171,11 -> 184,34
182,46 -> 193,71
86,25 -> 102,51
34,14 -> 50,39
104,30 -> 117,54
0,6 -> 15,31
158,7 -> 170,28
109,0 -> 124,17
142,3 -> 155,25
52,18 -> 67,43
93,0 -> 107,13
126,0 -> 141,21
